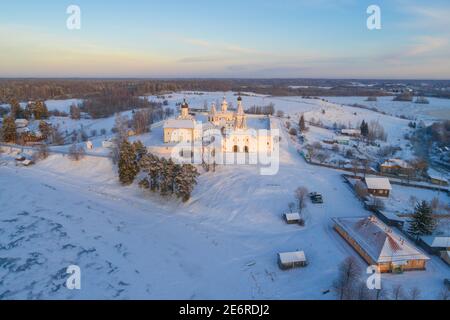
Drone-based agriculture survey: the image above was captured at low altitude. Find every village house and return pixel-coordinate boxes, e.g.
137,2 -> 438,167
341,128 -> 361,136
427,168 -> 449,186
333,216 -> 429,273
364,176 -> 392,197
380,159 -> 413,176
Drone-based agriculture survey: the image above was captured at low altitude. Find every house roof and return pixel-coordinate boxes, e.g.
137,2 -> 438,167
333,216 -> 429,264
163,119 -> 197,129
341,129 -> 361,134
278,251 -> 306,264
381,159 -> 411,168
285,213 -> 300,221
421,236 -> 450,248
365,176 -> 392,190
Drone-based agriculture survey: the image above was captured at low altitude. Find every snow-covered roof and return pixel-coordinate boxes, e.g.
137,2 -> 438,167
341,129 -> 361,135
381,159 -> 411,168
333,216 -> 429,264
163,119 -> 196,129
421,236 -> 450,248
365,176 -> 392,190
284,213 -> 300,221
427,168 -> 447,181
15,119 -> 29,127
278,251 -> 306,264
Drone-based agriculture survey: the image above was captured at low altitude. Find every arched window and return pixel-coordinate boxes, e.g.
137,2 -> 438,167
233,145 -> 239,153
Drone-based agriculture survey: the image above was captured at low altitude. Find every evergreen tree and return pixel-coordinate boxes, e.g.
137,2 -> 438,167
175,164 -> 199,202
133,140 -> 147,161
140,153 -> 161,191
10,99 -> 23,119
299,114 -> 306,132
408,201 -> 436,239
360,120 -> 369,137
32,101 -> 49,120
1,116 -> 17,143
118,140 -> 139,185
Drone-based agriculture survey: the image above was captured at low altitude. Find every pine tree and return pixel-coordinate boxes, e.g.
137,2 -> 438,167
408,201 -> 436,239
299,114 -> 306,132
360,120 -> 369,138
175,164 -> 199,202
118,140 -> 139,185
140,153 -> 160,191
32,101 -> 49,120
133,140 -> 147,162
1,116 -> 17,143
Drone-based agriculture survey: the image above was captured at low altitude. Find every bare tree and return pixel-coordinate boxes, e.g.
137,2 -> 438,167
68,143 -> 85,161
391,284 -> 404,300
113,113 -> 129,143
295,187 -> 309,213
351,159 -> 360,177
332,256 -> 361,300
132,109 -> 152,135
33,144 -> 49,161
316,152 -> 330,164
408,287 -> 421,300
374,287 -> 388,300
355,181 -> 369,199
438,287 -> 449,300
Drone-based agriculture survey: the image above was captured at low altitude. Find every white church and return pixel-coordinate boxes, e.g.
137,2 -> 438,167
163,96 -> 274,156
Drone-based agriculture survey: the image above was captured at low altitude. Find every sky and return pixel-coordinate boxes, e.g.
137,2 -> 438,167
0,0 -> 449,79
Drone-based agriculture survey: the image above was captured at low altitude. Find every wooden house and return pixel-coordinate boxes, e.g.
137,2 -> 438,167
364,176 -> 392,197
333,216 -> 429,273
380,159 -> 413,176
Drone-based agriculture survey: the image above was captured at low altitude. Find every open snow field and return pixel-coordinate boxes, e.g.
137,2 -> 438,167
322,96 -> 450,122
1,93 -> 449,299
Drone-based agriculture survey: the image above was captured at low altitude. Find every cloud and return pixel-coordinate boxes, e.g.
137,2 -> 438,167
408,36 -> 448,56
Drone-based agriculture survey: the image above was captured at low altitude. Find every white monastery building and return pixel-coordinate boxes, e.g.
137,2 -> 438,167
163,96 -> 274,157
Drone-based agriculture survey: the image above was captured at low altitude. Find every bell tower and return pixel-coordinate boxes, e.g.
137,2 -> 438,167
180,99 -> 189,119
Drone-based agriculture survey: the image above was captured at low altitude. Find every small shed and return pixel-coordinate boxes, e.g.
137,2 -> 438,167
364,176 -> 392,197
21,159 -> 34,166
278,251 -> 307,270
284,213 -> 301,224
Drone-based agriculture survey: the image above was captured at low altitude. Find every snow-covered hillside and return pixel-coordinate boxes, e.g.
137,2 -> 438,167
1,92 -> 449,300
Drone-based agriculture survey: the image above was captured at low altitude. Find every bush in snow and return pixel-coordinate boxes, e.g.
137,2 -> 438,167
68,143 -> 85,161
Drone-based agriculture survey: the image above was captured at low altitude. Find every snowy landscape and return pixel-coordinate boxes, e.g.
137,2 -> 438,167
1,91 -> 449,300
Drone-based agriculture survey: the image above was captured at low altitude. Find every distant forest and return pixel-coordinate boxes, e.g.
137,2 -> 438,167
1,78 -> 449,108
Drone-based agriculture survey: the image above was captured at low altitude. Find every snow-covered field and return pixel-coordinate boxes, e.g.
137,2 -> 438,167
1,93 -> 449,300
322,96 -> 450,122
